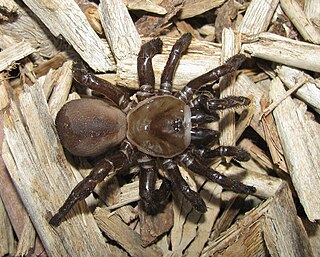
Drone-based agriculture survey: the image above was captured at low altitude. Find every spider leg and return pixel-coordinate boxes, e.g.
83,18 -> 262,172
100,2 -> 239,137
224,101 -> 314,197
162,159 -> 207,213
190,106 -> 219,124
73,67 -> 132,112
137,38 -> 163,101
179,151 -> 256,194
195,94 -> 251,112
191,127 -> 220,147
138,154 -> 171,214
49,141 -> 134,226
175,54 -> 247,103
160,33 -> 192,95
192,146 -> 251,162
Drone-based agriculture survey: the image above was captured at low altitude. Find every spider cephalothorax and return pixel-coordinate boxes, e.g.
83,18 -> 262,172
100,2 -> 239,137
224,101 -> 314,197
49,33 -> 255,226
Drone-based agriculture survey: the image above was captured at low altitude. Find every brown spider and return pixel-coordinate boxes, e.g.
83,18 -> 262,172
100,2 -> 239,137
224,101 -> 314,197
49,33 -> 256,226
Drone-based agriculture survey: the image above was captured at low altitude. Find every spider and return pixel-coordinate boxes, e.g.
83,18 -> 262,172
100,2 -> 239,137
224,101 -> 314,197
49,33 -> 256,226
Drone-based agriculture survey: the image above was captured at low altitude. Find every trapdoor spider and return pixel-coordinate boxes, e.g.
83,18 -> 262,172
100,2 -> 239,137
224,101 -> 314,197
49,33 -> 256,226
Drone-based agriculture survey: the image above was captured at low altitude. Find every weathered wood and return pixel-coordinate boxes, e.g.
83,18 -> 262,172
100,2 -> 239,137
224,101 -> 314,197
99,0 -> 141,63
219,28 -> 239,147
0,0 -> 18,12
94,207 -> 163,257
2,82 -> 112,256
15,218 -> 36,256
304,0 -> 320,27
47,60 -> 73,119
178,0 -> 226,19
0,197 -> 16,256
303,218 -> 320,257
0,41 -> 35,72
123,0 -> 167,14
0,1 -> 60,59
116,36 -> 222,89
269,77 -> 320,221
276,65 -> 320,114
183,180 -> 222,257
234,73 -> 267,139
237,0 -> 279,34
21,0 -> 114,71
242,32 -> 320,73
263,183 -> 314,257
203,182 -> 314,257
280,0 -> 320,44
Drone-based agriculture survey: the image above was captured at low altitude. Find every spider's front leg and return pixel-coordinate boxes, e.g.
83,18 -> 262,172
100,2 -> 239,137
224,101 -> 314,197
176,54 -> 247,103
137,38 -> 162,101
138,154 -> 171,214
179,151 -> 256,194
194,94 -> 251,113
49,141 -> 134,226
160,33 -> 192,94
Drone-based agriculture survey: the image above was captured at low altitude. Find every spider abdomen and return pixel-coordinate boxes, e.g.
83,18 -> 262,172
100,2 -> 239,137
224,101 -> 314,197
127,95 -> 191,158
56,98 -> 127,157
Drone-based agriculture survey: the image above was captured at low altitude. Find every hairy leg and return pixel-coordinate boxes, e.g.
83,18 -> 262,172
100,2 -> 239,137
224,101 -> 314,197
194,94 -> 251,112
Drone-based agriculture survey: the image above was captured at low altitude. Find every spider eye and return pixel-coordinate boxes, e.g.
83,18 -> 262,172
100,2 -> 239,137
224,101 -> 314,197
172,119 -> 183,132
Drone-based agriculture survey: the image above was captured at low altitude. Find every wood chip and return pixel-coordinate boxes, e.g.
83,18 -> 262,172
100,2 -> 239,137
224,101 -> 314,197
203,182 -> 313,257
124,0 -> 167,15
179,0 -> 226,20
280,0 -> 320,44
22,0 -> 114,71
242,32 -> 320,73
0,41 -> 35,72
94,207 -> 163,257
269,77 -> 320,221
237,0 -> 279,34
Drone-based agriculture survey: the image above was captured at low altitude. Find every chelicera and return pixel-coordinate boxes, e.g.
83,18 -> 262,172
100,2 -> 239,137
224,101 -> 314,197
49,33 -> 256,226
